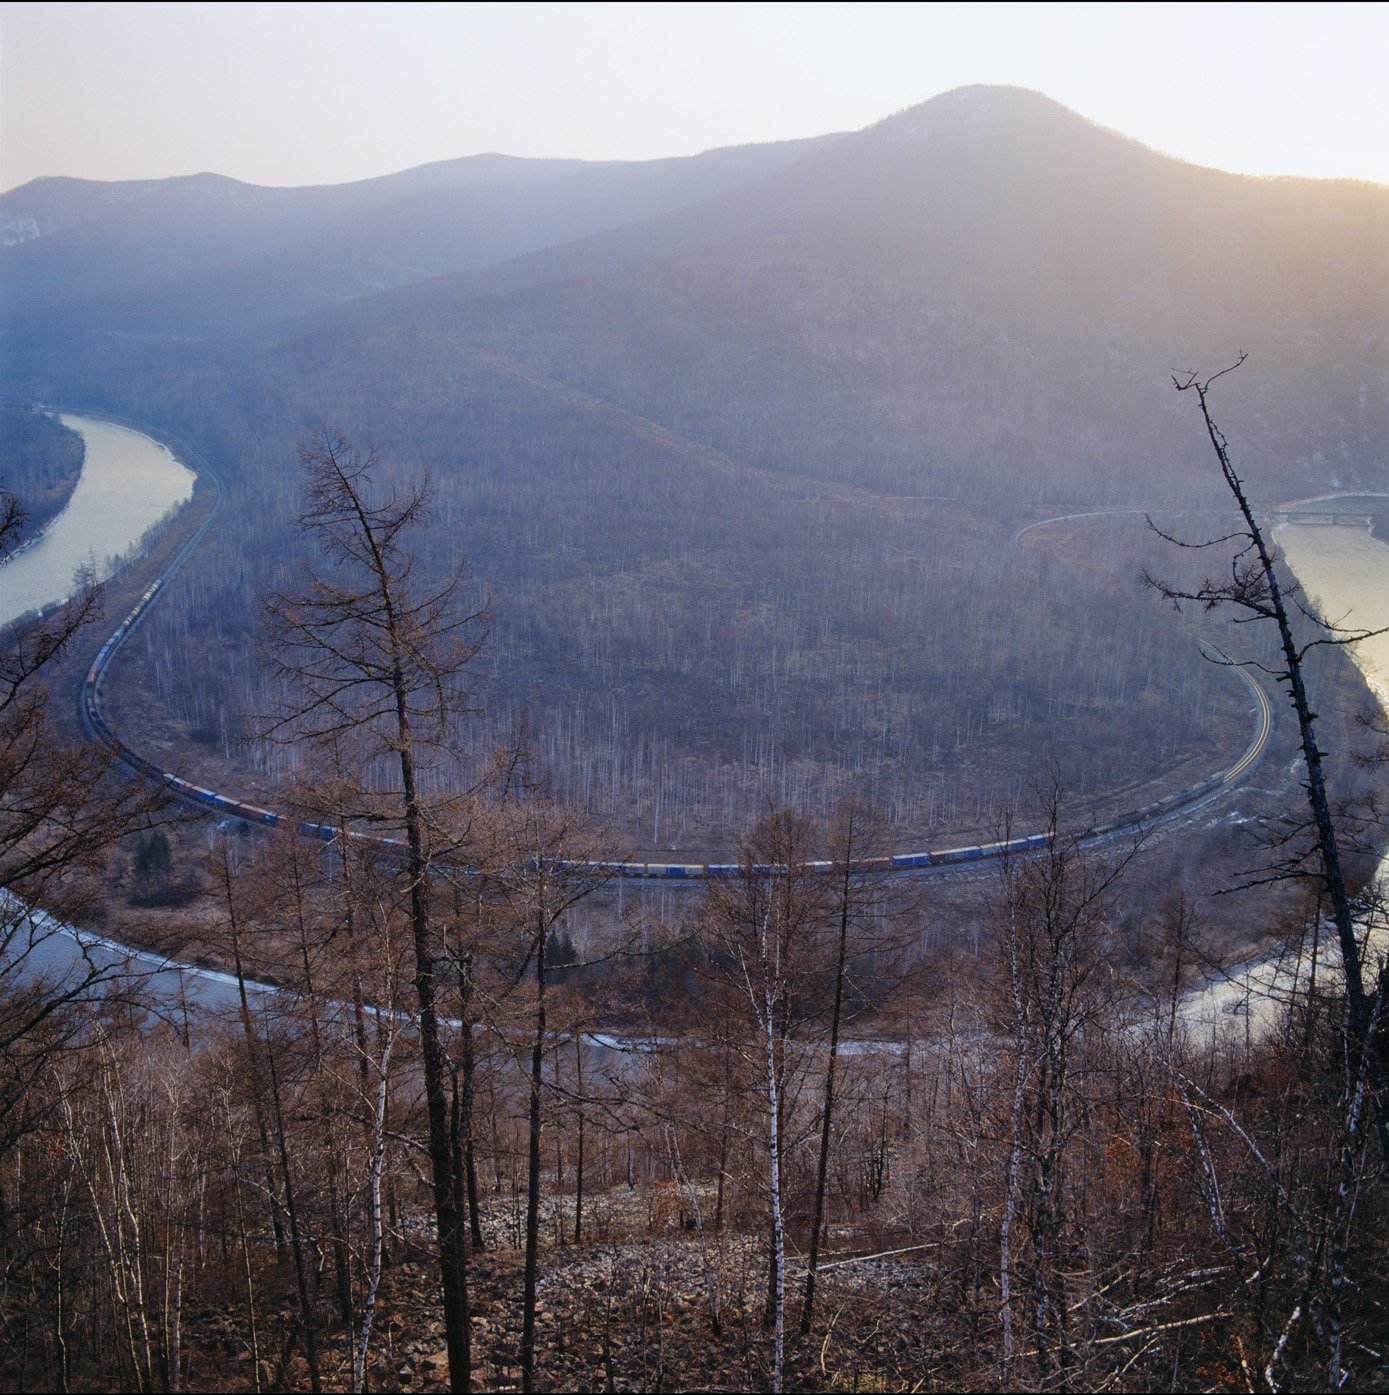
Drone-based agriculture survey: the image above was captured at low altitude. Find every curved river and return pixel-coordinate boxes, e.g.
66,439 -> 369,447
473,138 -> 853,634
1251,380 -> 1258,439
7,433 -> 1389,1027
1279,518 -> 1389,709
0,414 -> 195,630
1180,504 -> 1389,1034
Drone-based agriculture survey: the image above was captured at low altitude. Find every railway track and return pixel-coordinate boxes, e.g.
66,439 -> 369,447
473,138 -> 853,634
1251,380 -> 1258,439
77,419 -> 1275,881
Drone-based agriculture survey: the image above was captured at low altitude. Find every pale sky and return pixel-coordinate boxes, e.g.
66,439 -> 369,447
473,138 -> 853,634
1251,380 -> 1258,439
1,1 -> 1386,194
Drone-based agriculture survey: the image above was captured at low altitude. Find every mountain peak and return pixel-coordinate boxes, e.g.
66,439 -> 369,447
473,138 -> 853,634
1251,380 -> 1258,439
865,84 -> 1106,151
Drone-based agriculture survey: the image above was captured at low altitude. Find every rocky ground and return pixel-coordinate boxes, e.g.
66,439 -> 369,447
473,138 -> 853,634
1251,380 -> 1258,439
178,1189 -> 969,1393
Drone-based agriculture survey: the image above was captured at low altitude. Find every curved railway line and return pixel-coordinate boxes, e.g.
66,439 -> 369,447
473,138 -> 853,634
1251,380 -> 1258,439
68,418 -> 1279,880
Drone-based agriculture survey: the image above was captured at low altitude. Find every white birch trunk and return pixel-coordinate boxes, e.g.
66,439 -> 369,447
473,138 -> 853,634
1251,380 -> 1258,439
763,970 -> 785,1395
1000,907 -> 1028,1380
354,1030 -> 395,1394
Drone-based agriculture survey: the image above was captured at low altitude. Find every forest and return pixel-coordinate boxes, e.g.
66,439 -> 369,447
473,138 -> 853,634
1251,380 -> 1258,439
0,406 -> 83,544
4,416 -> 1389,1392
2,84 -> 1388,1392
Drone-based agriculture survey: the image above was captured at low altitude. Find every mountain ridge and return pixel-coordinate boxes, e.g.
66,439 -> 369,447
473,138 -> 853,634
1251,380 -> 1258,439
4,84 -> 1385,507
0,131 -> 844,325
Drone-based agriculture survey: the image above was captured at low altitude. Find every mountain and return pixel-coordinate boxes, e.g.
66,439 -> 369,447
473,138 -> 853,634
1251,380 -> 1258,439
285,84 -> 1388,504
8,84 -> 1385,505
4,86 -> 1386,850
0,134 -> 840,336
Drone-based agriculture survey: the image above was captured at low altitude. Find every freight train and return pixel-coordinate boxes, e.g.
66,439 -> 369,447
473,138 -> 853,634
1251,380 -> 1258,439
81,556 -> 1268,881
81,580 -> 340,842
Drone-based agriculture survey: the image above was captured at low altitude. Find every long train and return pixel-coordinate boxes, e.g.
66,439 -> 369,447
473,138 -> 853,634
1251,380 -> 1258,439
81,580 -> 342,842
75,412 -> 1272,880
82,578 -> 1265,881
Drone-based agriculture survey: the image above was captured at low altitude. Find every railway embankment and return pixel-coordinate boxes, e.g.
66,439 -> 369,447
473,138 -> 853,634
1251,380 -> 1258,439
80,445 -> 1275,880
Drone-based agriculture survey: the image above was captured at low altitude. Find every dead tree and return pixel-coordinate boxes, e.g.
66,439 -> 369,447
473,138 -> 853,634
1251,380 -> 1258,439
1146,359 -> 1389,1157
0,485 -> 167,1163
259,430 -> 488,1392
801,793 -> 889,1335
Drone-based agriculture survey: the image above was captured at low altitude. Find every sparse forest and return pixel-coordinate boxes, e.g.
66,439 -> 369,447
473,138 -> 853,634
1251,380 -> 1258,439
63,334 -> 1265,858
3,81 -> 1387,1394
5,756 -> 1389,1392
5,402 -> 1389,1392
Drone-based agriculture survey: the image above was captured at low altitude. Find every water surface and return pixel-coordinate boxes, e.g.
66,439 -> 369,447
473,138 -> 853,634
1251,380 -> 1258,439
1180,511 -> 1389,1035
1278,521 -> 1389,709
0,414 -> 194,629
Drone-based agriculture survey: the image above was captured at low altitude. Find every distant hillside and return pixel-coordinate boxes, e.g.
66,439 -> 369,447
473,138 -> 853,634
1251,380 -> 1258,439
0,405 -> 84,543
12,87 -> 1384,506
328,85 -> 1387,506
3,86 -> 1386,851
0,134 -> 840,336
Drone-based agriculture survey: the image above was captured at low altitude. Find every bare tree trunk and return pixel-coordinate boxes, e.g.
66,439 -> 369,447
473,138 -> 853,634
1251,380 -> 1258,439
802,842 -> 854,1333
664,1123 -> 723,1335
397,730 -> 472,1391
458,951 -> 486,1253
80,1042 -> 156,1393
715,1048 -> 730,1234
224,1092 -> 263,1395
263,1028 -> 322,1395
54,1162 -> 73,1394
353,1030 -> 395,1395
1000,913 -> 1028,1382
465,1133 -> 485,1254
762,961 -> 786,1395
287,848 -> 357,1349
215,848 -> 287,1263
573,1036 -> 585,1246
521,917 -> 548,1393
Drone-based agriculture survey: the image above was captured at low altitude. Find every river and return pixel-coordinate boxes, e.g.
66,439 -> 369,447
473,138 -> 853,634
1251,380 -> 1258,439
1279,516 -> 1389,709
7,460 -> 1389,1030
0,413 -> 195,629
1179,501 -> 1389,1037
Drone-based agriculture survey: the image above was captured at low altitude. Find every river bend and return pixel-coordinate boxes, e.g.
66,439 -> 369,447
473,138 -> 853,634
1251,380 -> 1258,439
0,414 -> 194,629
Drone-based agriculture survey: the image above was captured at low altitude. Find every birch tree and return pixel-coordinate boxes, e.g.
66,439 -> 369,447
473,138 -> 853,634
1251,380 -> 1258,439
703,807 -> 830,1393
259,429 -> 488,1391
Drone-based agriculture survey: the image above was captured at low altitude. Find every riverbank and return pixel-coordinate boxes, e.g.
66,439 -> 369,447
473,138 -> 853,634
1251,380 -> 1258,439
1179,511 -> 1389,1038
0,403 -> 84,549
0,414 -> 195,630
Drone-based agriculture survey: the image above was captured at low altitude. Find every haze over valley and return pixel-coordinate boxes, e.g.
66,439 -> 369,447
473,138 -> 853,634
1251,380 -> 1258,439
3,26 -> 1389,1392
6,86 -> 1386,850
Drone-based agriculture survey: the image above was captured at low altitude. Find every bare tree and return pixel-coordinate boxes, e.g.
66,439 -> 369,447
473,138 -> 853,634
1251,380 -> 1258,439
1146,359 -> 1389,1152
801,793 -> 890,1334
1,484 -> 167,1165
990,797 -> 1135,1392
259,429 -> 488,1391
703,806 -> 831,1393
475,743 -> 612,1394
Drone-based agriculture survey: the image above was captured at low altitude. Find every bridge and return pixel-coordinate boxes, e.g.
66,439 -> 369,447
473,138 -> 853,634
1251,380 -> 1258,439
1278,510 -> 1378,527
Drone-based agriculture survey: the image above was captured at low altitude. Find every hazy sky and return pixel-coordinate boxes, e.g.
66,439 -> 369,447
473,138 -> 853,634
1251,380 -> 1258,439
1,2 -> 1386,193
